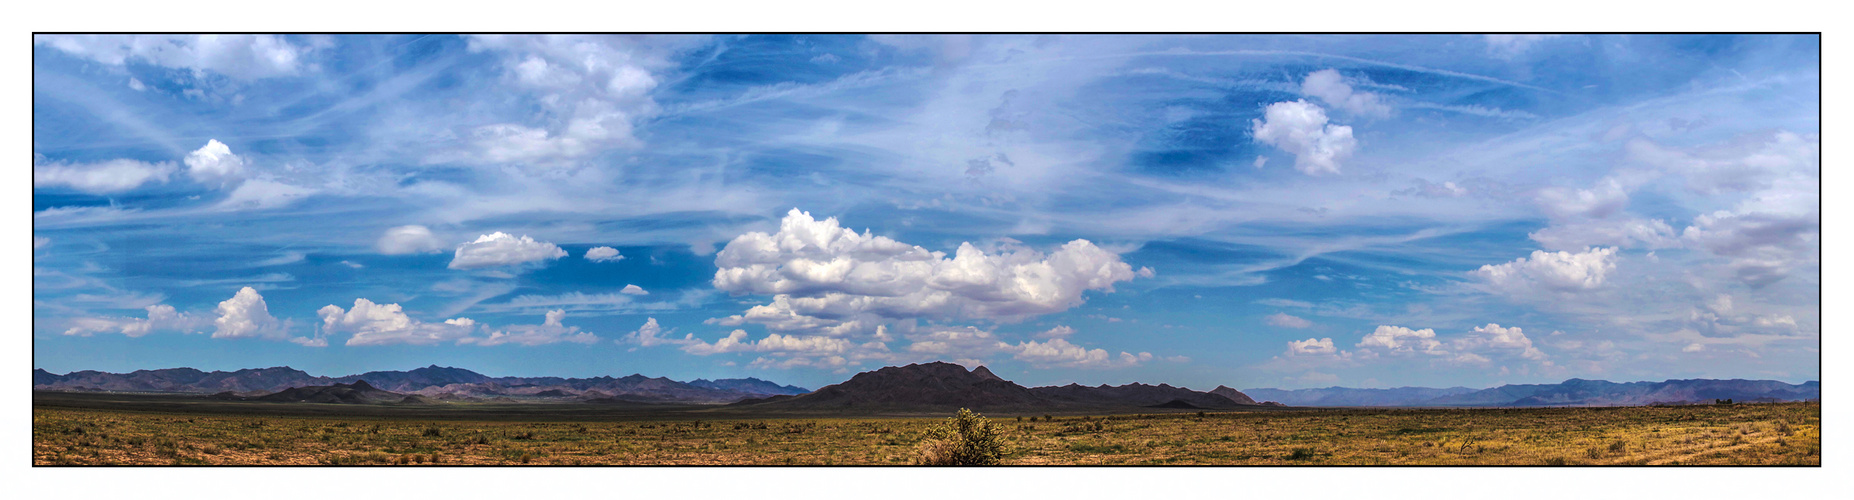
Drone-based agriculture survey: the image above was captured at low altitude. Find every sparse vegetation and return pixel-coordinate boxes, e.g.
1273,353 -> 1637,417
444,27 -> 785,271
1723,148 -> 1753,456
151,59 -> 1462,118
32,401 -> 1819,465
914,408 -> 1006,466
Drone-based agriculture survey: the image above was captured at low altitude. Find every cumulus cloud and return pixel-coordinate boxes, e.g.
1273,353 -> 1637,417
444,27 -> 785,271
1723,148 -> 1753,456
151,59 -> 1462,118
1299,69 -> 1391,117
620,284 -> 648,295
183,139 -> 249,188
1286,337 -> 1337,356
33,158 -> 177,194
34,236 -> 50,249
1356,325 -> 1443,355
1265,312 -> 1313,329
710,209 -> 1144,336
35,34 -> 311,79
319,298 -> 479,346
1454,323 -> 1547,361
1474,247 -> 1619,294
377,225 -> 447,255
1011,337 -> 1153,369
585,246 -> 624,262
1035,325 -> 1076,338
448,232 -> 568,270
463,309 -> 599,346
682,329 -> 870,357
212,287 -> 291,340
1251,100 -> 1357,175
619,317 -> 698,347
62,304 -> 205,337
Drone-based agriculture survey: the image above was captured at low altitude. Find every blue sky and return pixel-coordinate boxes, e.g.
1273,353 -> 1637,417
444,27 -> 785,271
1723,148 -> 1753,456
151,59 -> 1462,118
31,35 -> 1820,390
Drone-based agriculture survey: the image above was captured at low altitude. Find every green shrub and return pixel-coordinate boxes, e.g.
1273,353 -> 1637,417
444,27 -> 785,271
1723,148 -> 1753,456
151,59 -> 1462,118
1286,447 -> 1316,460
915,408 -> 1006,466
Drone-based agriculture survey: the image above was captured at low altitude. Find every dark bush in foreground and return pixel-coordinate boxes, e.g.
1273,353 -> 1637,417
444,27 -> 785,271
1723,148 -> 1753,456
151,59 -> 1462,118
915,408 -> 1005,465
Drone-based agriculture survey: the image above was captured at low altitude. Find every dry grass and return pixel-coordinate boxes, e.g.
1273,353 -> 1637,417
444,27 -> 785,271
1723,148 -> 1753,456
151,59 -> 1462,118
33,402 -> 1818,465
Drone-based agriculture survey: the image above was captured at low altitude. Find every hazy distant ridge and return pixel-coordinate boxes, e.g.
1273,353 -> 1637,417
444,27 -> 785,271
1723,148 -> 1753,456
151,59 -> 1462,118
33,365 -> 809,403
1244,378 -> 1819,407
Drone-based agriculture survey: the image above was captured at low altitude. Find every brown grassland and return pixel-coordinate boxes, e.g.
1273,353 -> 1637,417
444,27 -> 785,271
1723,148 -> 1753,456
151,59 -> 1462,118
34,401 -> 1819,465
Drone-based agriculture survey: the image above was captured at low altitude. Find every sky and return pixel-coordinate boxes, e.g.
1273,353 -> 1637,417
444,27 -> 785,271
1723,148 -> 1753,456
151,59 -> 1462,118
30,34 -> 1820,391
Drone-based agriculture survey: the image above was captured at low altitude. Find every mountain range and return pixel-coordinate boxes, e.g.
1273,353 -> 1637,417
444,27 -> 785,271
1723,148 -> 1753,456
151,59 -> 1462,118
1243,378 -> 1819,407
33,365 -> 809,404
733,362 -> 1268,412
34,364 -> 1819,409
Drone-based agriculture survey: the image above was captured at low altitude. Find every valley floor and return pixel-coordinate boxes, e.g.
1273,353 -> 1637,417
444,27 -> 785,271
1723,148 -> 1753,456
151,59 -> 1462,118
33,400 -> 1819,465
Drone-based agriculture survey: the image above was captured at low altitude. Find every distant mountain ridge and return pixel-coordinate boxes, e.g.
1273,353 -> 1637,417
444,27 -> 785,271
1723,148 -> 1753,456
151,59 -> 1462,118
738,362 -> 1264,412
33,365 -> 810,404
1245,378 -> 1819,407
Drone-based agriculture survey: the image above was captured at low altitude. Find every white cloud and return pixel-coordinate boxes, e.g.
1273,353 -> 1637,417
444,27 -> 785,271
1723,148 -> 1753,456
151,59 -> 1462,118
62,304 -> 204,337
1529,218 -> 1678,251
1011,337 -> 1152,369
711,209 -> 1143,336
212,286 -> 291,340
448,232 -> 568,270
1474,247 -> 1619,294
33,158 -> 176,194
1626,130 -> 1818,195
620,317 -> 698,347
1034,325 -> 1076,338
904,326 -> 1008,357
1356,325 -> 1442,355
34,236 -> 51,249
1265,312 -> 1313,329
319,298 -> 479,346
1535,178 -> 1628,219
463,309 -> 599,346
682,330 -> 865,357
1251,100 -> 1357,175
35,34 -> 310,79
585,246 -> 624,262
1299,69 -> 1390,117
1286,337 -> 1337,356
620,284 -> 648,295
455,35 -> 682,165
1453,323 -> 1547,361
377,225 -> 447,255
1681,204 -> 1818,289
216,179 -> 314,210
183,139 -> 248,188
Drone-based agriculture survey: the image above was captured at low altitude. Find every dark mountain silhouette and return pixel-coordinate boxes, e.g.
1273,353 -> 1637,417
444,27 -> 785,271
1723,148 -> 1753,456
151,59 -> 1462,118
738,362 -> 1267,412
333,365 -> 492,390
255,380 -> 405,404
33,365 -> 806,403
1245,378 -> 1819,407
688,377 -> 810,395
1210,386 -> 1258,405
395,395 -> 440,405
755,362 -> 1047,410
1030,382 -> 1250,409
34,366 -> 329,394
